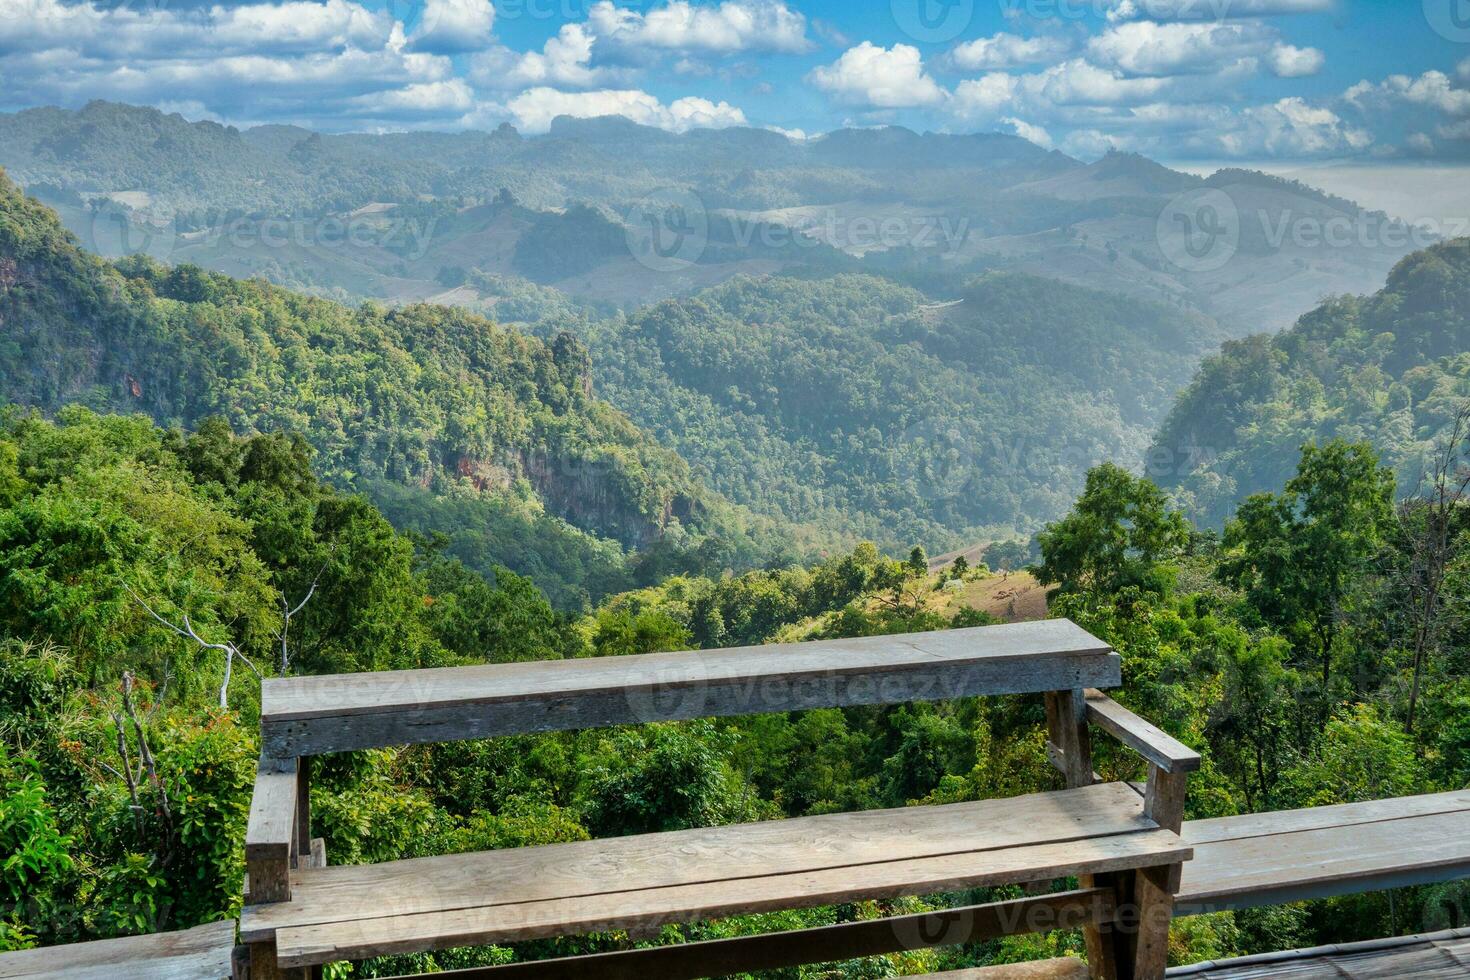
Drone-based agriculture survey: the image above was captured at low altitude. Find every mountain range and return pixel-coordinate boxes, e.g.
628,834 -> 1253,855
1,101 -> 1420,335
3,101 -> 1461,562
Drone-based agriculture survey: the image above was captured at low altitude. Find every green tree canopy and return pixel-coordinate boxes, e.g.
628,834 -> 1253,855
1034,463 -> 1190,596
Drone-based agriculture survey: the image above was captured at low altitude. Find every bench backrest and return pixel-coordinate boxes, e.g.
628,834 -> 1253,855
260,618 -> 1120,758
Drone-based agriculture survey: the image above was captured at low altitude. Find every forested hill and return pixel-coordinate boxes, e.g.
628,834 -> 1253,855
0,168 -> 787,606
558,272 -> 1223,549
1152,237 -> 1470,526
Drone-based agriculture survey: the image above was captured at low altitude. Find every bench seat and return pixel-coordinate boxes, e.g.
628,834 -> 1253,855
0,920 -> 235,979
240,781 -> 1189,969
1176,789 -> 1470,914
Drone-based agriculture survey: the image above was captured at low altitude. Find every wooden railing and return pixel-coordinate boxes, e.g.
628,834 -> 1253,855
239,619 -> 1210,980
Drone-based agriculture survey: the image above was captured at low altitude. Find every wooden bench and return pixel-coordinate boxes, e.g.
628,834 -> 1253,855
1175,789 -> 1470,915
0,920 -> 235,979
241,619 -> 1199,980
876,792 -> 1470,979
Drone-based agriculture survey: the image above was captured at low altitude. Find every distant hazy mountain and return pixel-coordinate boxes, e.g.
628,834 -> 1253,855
0,101 -> 1418,335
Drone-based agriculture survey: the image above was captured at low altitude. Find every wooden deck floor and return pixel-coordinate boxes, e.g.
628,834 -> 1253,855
1167,927 -> 1470,978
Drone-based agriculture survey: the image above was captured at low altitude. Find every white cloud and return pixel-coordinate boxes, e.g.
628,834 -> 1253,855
1406,132 -> 1434,154
1267,43 -> 1323,77
1438,119 -> 1470,141
347,79 -> 474,117
951,74 -> 1018,118
950,32 -> 1070,71
1084,97 -> 1368,158
587,0 -> 810,55
470,23 -> 620,90
1224,97 -> 1371,155
407,0 -> 494,54
0,0 -> 467,128
1061,128 -> 1119,157
1087,20 -> 1273,76
1346,71 -> 1470,117
951,59 -> 1172,126
766,125 -> 809,139
1106,0 -> 1332,21
808,42 -> 946,108
504,86 -> 747,133
1001,116 -> 1053,148
1035,59 -> 1173,105
0,0 -> 399,59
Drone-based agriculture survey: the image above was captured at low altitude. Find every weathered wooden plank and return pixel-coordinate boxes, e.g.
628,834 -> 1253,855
242,781 -> 1154,942
1176,808 -> 1470,914
246,759 -> 298,904
1084,690 -> 1200,773
376,889 -> 1113,980
274,829 -> 1188,965
1181,789 -> 1470,845
0,920 -> 235,979
261,620 -> 1119,756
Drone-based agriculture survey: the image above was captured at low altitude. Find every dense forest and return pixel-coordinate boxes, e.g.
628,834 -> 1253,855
1155,238 -> 1470,526
0,167 -> 798,607
545,272 -> 1222,549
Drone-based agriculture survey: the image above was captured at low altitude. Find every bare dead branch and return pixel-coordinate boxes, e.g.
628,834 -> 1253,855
120,672 -> 170,821
127,586 -> 246,708
277,559 -> 329,675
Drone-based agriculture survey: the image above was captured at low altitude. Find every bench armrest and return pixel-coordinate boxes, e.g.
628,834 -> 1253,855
1083,689 -> 1200,774
245,757 -> 298,904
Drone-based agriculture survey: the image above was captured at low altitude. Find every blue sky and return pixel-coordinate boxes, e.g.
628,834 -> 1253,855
3,0 -> 1470,160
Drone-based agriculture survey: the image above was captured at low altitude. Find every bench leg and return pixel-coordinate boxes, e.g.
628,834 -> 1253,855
1125,864 -> 1174,980
1045,690 -> 1118,979
1081,871 -> 1121,980
1111,764 -> 1186,980
248,941 -> 312,980
295,757 -> 312,869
